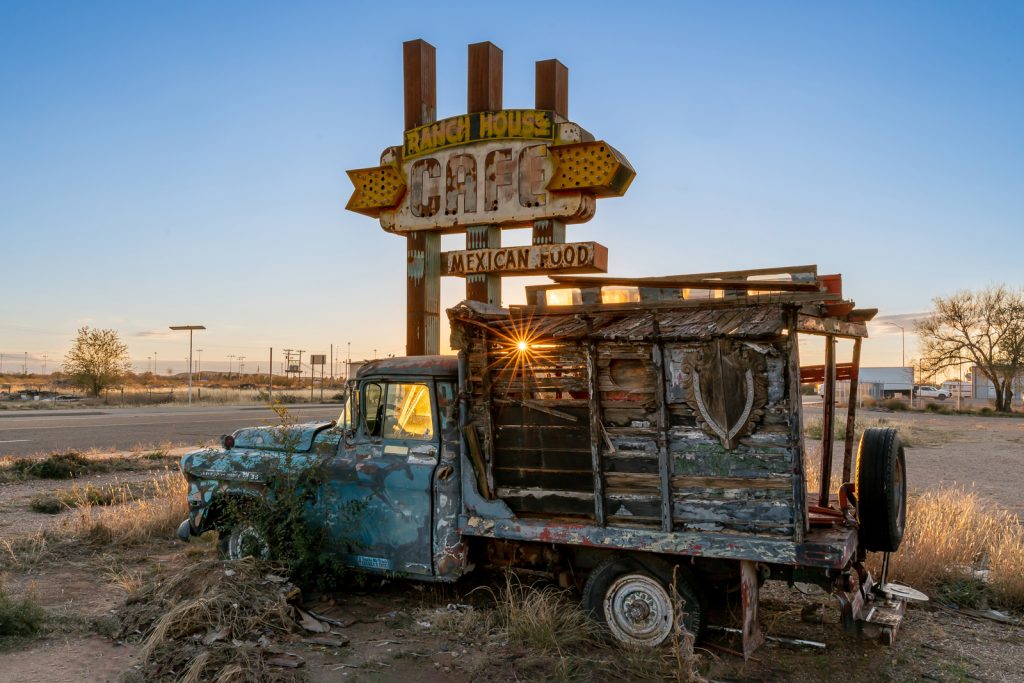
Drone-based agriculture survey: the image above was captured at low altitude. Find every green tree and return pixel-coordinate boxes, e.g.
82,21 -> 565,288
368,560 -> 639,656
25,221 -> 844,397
62,326 -> 132,397
917,286 -> 1024,412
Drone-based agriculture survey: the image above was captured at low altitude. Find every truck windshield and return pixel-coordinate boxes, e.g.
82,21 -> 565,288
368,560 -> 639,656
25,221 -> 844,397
362,381 -> 434,440
384,383 -> 433,440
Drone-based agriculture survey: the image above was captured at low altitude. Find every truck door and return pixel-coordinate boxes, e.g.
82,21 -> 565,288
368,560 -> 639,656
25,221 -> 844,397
326,379 -> 439,576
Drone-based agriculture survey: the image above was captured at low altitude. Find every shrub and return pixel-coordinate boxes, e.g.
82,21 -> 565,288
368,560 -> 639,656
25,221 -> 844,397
12,451 -> 91,479
882,399 -> 908,411
0,582 -> 46,637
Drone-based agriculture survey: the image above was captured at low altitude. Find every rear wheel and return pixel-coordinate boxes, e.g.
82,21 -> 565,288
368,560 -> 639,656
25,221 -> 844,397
583,555 -> 706,646
856,427 -> 907,552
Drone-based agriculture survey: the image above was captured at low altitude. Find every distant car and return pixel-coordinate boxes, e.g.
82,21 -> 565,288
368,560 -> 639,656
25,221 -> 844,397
914,385 -> 949,400
55,395 -> 80,402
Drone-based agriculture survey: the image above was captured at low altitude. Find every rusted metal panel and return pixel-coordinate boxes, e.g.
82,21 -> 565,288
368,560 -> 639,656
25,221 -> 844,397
442,241 -> 608,277
382,136 -> 598,233
458,514 -> 857,568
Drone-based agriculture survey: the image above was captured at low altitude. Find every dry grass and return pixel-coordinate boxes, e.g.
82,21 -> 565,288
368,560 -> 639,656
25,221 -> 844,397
1,472 -> 188,573
118,557 -> 304,682
423,573 -> 703,681
68,472 -> 187,546
881,487 -> 1024,608
485,574 -> 599,652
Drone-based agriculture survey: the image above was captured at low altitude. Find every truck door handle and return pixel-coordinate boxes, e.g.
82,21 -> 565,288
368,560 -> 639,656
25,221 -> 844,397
437,464 -> 454,481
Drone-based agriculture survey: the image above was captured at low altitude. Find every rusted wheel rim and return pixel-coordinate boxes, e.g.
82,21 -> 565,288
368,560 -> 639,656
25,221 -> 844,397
603,574 -> 673,646
227,523 -> 269,560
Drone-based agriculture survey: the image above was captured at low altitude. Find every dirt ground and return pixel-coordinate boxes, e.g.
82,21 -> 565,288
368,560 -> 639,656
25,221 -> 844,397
1,411 -> 1022,682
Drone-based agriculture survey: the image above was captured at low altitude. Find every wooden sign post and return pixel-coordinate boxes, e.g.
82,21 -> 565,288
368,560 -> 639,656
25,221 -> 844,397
347,39 -> 635,355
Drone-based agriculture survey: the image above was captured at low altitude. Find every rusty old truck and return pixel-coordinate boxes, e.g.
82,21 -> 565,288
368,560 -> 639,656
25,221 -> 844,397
177,265 -> 918,653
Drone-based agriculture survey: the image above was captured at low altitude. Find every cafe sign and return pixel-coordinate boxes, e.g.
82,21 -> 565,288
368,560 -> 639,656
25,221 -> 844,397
349,112 -> 633,233
343,40 -> 635,355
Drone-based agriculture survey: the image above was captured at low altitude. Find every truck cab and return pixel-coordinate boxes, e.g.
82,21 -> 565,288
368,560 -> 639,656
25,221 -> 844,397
179,356 -> 469,581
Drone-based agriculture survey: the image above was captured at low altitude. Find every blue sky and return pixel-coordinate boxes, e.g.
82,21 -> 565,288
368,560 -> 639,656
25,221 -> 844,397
1,1 -> 1021,374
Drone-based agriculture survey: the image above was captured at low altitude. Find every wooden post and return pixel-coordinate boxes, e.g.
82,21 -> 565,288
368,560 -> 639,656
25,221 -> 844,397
535,59 -> 568,119
404,39 -> 436,130
653,336 -> 673,533
842,337 -> 862,483
407,232 -> 440,355
404,39 -> 440,355
465,225 -> 501,304
533,61 -> 568,246
819,335 -> 837,507
786,311 -> 806,542
585,341 -> 606,526
468,42 -> 502,113
465,42 -> 503,305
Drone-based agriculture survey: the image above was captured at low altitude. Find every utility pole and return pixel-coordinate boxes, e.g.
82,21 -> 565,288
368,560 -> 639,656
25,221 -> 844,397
228,354 -> 236,380
268,347 -> 273,403
238,355 -> 246,377
196,349 -> 203,383
41,353 -> 47,375
24,352 -> 28,375
169,325 -> 205,406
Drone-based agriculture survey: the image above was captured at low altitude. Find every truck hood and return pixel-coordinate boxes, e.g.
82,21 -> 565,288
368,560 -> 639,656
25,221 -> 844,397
231,420 -> 335,453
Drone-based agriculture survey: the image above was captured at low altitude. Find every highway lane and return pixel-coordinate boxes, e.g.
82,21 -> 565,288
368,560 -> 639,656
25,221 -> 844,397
0,405 -> 343,457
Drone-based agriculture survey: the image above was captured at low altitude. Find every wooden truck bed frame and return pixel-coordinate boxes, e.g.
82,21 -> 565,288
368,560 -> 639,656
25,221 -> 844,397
450,264 -> 902,652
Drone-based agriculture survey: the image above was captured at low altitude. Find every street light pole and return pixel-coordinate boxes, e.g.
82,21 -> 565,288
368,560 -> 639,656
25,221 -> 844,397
170,325 -> 206,406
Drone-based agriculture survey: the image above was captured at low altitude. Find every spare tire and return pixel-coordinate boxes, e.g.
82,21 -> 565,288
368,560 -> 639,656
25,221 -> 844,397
856,427 -> 907,552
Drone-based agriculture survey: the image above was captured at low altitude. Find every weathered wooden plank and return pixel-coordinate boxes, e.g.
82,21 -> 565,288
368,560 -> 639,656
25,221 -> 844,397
586,341 -> 606,526
604,472 -> 793,491
494,467 -> 595,491
787,314 -> 807,542
652,339 -> 673,532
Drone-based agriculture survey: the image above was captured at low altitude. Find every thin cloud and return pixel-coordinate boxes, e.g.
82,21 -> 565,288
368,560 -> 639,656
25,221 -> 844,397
136,329 -> 174,338
868,312 -> 932,335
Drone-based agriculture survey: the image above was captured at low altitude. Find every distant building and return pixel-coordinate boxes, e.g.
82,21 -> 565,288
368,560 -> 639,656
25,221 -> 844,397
969,366 -> 1024,403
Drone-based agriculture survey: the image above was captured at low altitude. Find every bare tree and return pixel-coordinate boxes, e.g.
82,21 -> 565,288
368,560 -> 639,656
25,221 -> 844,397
917,286 -> 1024,412
63,326 -> 132,397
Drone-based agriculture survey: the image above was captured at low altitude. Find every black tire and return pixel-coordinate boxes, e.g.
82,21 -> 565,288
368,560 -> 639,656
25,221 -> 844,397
583,554 -> 706,646
855,427 -> 907,552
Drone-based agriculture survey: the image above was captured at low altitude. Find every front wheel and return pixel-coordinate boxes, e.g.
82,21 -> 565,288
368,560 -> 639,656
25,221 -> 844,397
218,521 -> 270,560
583,555 -> 706,646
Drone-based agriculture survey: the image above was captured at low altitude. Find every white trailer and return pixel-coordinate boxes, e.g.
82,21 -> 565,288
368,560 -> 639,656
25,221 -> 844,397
860,367 -> 914,399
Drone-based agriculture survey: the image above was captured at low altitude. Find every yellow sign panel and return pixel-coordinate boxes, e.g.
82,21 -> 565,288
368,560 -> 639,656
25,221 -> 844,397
404,110 -> 554,160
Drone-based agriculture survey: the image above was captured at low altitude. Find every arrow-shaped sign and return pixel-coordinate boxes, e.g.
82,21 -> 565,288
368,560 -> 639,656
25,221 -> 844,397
547,141 -> 636,198
345,163 -> 406,217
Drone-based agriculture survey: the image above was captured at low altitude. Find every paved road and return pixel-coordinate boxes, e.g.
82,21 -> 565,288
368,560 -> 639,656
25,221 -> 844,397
0,405 -> 343,458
